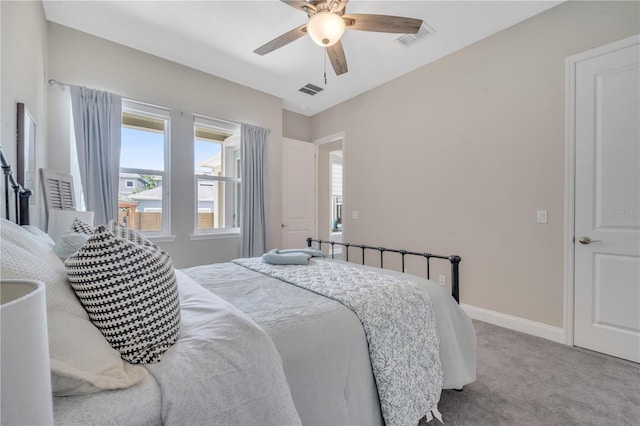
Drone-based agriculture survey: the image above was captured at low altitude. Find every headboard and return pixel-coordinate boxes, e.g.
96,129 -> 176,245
1,146 -> 32,225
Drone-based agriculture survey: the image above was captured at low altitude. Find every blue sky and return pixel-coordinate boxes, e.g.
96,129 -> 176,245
120,128 -> 220,171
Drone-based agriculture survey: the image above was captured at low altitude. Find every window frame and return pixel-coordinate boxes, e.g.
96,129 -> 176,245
120,100 -> 172,238
192,115 -> 241,237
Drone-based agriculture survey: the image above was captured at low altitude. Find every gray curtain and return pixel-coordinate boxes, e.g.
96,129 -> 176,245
240,123 -> 269,257
70,86 -> 122,225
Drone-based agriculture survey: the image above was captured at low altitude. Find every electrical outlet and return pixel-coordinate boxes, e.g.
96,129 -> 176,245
439,275 -> 446,286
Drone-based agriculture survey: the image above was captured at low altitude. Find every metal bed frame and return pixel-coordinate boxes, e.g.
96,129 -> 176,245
307,238 -> 462,303
1,146 -> 31,226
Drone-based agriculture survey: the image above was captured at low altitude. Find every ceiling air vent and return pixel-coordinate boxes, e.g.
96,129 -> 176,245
395,22 -> 434,47
299,83 -> 324,96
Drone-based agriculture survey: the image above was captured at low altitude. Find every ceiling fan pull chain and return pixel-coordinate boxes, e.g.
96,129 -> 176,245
324,51 -> 328,85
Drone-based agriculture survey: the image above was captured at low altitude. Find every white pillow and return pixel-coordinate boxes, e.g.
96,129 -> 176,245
48,311 -> 147,395
0,219 -> 147,395
53,233 -> 91,261
22,225 -> 56,248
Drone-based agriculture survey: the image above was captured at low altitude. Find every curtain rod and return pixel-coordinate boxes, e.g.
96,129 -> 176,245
48,79 -> 270,133
48,79 -> 70,88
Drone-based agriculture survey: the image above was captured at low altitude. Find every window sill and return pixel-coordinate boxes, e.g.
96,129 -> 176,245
190,232 -> 240,241
146,234 -> 177,243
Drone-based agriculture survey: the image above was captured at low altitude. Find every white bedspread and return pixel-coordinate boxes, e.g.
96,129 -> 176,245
184,261 -> 384,426
144,270 -> 301,425
53,374 -> 161,425
232,257 -> 443,426
183,259 -> 476,426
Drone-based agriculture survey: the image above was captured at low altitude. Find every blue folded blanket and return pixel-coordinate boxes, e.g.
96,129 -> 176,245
262,248 -> 325,265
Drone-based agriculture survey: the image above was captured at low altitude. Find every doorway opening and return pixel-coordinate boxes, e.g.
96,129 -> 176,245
317,137 -> 343,257
330,149 -> 343,236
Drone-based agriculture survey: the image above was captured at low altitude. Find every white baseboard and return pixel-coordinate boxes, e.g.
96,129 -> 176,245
461,304 -> 565,344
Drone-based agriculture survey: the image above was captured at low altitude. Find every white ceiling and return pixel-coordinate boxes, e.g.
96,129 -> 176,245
42,0 -> 563,116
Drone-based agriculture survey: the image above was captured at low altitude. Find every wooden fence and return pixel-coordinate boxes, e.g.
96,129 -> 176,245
118,211 -> 215,231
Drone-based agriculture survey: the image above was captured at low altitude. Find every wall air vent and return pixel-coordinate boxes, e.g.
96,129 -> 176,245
299,83 -> 324,96
395,22 -> 434,47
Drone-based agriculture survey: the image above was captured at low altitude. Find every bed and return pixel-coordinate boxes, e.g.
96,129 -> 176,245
1,152 -> 476,425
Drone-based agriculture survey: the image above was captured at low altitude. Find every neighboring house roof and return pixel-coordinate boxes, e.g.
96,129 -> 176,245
128,186 -> 162,201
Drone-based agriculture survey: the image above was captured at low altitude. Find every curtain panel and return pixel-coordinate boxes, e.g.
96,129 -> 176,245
70,86 -> 122,225
240,123 -> 269,257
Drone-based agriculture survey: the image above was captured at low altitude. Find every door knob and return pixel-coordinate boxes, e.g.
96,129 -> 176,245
579,236 -> 602,245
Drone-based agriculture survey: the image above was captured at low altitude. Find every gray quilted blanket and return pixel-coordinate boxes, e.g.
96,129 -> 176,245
233,257 -> 443,426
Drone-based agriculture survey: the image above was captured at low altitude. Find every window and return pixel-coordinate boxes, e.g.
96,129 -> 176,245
119,101 -> 170,235
194,116 -> 241,234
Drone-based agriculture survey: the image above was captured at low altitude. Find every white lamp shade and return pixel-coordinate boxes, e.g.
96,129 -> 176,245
47,209 -> 94,242
307,11 -> 346,47
1,280 -> 54,426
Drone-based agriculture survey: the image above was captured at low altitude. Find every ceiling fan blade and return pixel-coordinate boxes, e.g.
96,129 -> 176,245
327,41 -> 348,76
280,0 -> 318,15
343,14 -> 423,34
254,24 -> 307,55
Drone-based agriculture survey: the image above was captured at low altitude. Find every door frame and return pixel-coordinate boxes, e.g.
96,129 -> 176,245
563,34 -> 640,346
313,131 -> 346,241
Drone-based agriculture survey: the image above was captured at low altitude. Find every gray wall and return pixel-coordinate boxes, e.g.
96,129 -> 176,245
1,0 -> 48,228
283,109 -> 311,142
309,0 -> 640,328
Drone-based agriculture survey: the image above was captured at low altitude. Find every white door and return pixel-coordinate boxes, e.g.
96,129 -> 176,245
282,138 -> 316,249
573,38 -> 640,362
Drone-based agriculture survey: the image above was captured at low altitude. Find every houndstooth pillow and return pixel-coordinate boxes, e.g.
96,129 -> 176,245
69,217 -> 95,235
106,220 -> 156,248
65,225 -> 181,364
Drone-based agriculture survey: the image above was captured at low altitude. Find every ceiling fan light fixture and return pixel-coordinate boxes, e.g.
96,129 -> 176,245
307,11 -> 345,47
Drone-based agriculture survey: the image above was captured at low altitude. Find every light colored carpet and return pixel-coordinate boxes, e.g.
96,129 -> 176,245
424,320 -> 640,425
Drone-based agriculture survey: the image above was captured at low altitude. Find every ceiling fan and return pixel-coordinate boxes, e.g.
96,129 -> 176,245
254,0 -> 423,76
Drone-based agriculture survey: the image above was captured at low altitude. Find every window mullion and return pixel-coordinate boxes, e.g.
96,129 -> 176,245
195,174 -> 240,183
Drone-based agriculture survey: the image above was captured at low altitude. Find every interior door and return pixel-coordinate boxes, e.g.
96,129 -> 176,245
282,138 -> 316,249
574,38 -> 640,362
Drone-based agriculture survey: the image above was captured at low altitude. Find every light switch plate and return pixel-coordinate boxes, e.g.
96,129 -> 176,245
537,210 -> 548,224
352,210 -> 359,220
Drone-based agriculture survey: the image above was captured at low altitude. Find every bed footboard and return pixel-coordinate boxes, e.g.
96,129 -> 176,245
307,238 -> 461,303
